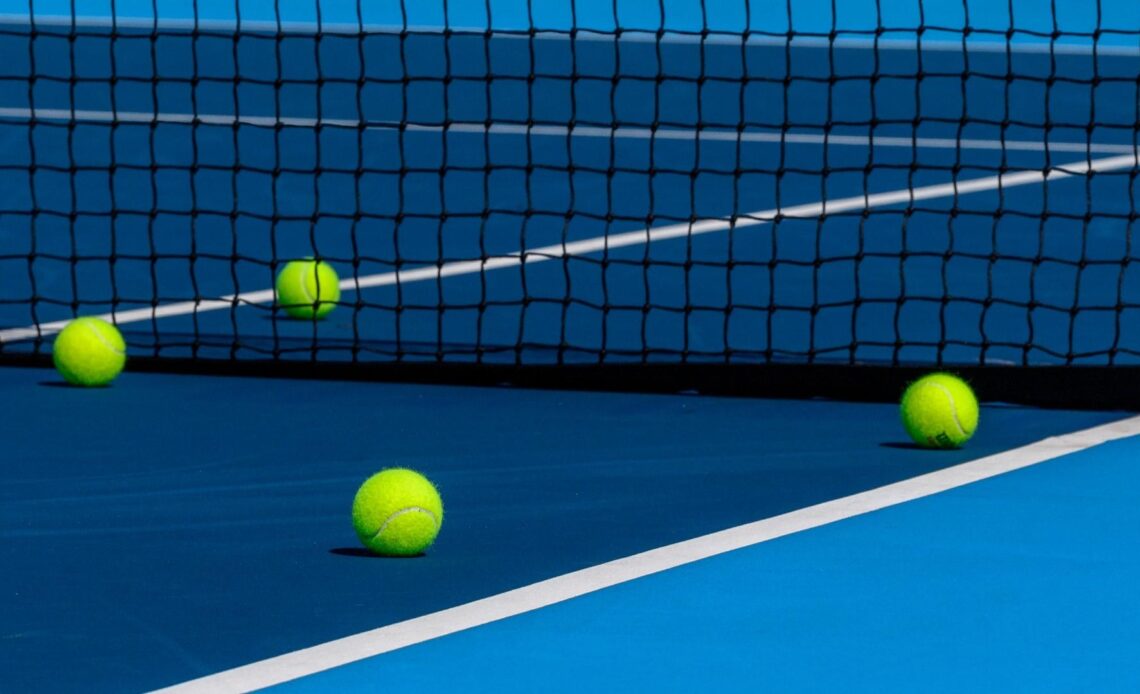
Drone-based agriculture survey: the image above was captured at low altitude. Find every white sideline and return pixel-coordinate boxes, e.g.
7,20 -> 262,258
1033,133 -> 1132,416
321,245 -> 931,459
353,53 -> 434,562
150,414 -> 1140,693
1,106 -> 1135,156
2,151 -> 1136,345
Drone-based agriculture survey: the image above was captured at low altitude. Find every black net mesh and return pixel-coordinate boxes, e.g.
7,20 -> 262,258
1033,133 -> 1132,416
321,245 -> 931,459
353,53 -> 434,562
1,3 -> 1139,401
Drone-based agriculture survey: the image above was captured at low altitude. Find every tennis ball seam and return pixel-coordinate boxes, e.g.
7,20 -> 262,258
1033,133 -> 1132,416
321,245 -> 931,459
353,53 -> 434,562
81,320 -> 126,356
927,382 -> 967,437
294,266 -> 317,305
372,506 -> 440,541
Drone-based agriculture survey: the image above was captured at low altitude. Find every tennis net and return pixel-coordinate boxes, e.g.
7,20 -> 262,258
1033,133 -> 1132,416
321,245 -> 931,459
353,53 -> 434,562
1,3 -> 1138,405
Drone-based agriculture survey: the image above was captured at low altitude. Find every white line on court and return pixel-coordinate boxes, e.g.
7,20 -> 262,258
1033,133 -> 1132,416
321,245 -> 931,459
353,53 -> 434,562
2,151 -> 1136,345
151,413 -> 1140,693
1,106 -> 1135,156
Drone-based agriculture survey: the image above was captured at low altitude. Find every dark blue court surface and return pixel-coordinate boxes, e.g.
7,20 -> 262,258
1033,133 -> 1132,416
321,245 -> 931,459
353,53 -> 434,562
0,364 -> 1125,692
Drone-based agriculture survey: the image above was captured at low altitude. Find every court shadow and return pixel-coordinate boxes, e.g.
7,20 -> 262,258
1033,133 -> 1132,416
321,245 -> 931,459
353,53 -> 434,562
257,314 -> 344,326
38,381 -> 108,389
329,547 -> 424,560
879,441 -> 930,450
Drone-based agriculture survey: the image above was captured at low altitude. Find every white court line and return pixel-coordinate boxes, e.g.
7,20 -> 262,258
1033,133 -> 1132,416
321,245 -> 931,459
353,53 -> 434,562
151,413 -> 1140,694
0,106 -> 1135,155
1,151 -> 1136,345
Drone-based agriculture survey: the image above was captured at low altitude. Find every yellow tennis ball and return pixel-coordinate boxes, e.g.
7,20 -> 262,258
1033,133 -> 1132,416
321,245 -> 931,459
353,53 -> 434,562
275,259 -> 341,319
52,317 -> 127,387
900,372 -> 979,449
352,468 -> 444,557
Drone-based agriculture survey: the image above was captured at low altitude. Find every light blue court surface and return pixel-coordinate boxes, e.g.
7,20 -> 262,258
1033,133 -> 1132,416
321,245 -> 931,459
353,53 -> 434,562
276,434 -> 1140,693
9,0 -> 1140,44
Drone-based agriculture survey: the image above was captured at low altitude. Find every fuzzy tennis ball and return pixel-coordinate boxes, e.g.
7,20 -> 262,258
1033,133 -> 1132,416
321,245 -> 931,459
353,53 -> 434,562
275,258 -> 341,319
900,372 -> 979,449
352,468 -> 444,557
52,317 -> 127,387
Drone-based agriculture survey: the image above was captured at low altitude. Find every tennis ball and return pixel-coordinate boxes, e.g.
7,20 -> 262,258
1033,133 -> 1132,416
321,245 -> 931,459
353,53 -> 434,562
352,468 -> 444,557
275,258 -> 341,319
52,317 -> 127,387
900,372 -> 979,449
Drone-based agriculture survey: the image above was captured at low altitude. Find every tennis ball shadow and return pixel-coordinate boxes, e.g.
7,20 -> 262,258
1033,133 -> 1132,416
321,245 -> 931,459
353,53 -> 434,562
38,381 -> 111,389
880,441 -> 940,450
330,547 -> 425,560
259,313 -> 341,321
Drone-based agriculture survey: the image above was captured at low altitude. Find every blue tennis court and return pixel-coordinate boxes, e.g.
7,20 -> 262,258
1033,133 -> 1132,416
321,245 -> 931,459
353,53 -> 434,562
2,1 -> 1140,691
